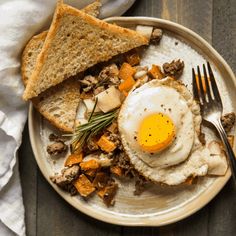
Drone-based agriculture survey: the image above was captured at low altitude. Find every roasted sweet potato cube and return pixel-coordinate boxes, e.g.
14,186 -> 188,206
110,166 -> 122,176
148,64 -> 164,79
93,172 -> 110,189
125,51 -> 140,66
97,135 -> 116,153
97,182 -> 118,206
80,159 -> 100,171
64,153 -> 83,167
118,62 -> 136,81
118,76 -> 136,92
73,174 -> 95,197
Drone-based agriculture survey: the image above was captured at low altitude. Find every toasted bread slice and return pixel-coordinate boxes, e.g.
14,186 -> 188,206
31,76 -> 81,132
21,31 -> 47,85
82,0 -> 101,17
22,2 -> 148,100
21,1 -> 101,132
21,0 -> 101,85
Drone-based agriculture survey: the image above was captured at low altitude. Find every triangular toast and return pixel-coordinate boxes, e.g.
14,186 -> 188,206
23,2 -> 148,100
21,1 -> 101,132
21,0 -> 101,85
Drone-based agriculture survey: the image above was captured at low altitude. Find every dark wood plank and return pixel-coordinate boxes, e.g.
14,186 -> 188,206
176,0 -> 213,43
207,181 -> 236,236
171,207 -> 209,236
18,124 -> 37,236
126,0 -> 213,43
212,0 -> 236,71
125,0 -> 164,18
208,1 -> 236,235
122,227 -> 160,236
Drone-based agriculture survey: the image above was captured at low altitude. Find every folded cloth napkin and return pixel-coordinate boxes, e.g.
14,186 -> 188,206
0,0 -> 135,235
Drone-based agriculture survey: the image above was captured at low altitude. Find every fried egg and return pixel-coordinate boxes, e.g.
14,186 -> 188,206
118,77 -> 227,185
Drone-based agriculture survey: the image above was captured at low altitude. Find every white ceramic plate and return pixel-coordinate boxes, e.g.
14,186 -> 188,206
28,17 -> 236,226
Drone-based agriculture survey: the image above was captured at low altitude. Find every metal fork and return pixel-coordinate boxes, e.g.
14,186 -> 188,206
192,62 -> 236,182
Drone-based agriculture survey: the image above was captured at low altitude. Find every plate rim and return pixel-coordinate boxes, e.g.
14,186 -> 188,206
28,16 -> 235,226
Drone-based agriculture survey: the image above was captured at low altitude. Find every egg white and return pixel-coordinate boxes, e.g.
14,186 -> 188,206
118,77 -> 227,185
119,78 -> 196,168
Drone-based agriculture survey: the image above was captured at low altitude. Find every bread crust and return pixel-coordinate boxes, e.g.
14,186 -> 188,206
21,31 -> 47,86
21,1 -> 101,87
32,77 -> 81,132
22,2 -> 148,100
21,1 -> 101,132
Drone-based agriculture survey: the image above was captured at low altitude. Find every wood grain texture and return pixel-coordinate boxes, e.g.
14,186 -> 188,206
212,0 -> 236,70
175,0 -> 213,43
208,181 -> 236,236
125,0 -> 213,42
122,227 -> 160,236
18,125 -> 37,236
18,0 -> 236,235
208,1 -> 236,236
172,207 -> 209,236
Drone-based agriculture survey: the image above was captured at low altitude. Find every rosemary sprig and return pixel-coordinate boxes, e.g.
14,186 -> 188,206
71,99 -> 119,153
95,77 -> 110,88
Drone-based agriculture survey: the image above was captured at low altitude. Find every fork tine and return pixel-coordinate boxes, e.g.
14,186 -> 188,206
197,66 -> 206,102
192,68 -> 200,102
207,62 -> 222,105
203,64 -> 212,101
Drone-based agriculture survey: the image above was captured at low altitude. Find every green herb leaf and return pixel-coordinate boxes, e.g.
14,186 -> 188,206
71,101 -> 119,153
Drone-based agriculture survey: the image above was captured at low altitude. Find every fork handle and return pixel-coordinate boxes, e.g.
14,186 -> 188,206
213,120 -> 236,183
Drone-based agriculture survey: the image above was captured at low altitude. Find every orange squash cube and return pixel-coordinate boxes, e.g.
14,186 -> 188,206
118,76 -> 136,92
73,174 -> 95,197
80,159 -> 100,171
97,135 -> 116,153
148,64 -> 164,79
118,62 -> 136,81
64,153 -> 83,167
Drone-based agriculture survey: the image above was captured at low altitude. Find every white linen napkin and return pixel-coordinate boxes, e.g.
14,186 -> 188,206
0,0 -> 135,235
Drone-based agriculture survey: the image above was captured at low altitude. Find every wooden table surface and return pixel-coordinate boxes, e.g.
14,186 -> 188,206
18,0 -> 236,235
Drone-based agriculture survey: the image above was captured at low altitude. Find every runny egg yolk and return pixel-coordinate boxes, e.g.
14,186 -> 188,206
137,113 -> 175,153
